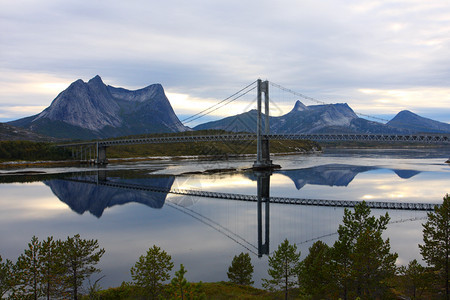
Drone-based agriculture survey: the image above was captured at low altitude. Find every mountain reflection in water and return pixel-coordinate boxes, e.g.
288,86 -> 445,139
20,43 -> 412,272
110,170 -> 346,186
43,164 -> 422,218
276,164 -> 421,189
44,176 -> 175,217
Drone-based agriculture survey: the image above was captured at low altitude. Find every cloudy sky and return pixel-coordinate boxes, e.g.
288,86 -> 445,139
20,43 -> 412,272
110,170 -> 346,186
1,0 -> 450,125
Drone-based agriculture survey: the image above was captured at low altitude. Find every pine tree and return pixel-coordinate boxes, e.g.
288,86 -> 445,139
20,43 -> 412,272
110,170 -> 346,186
170,264 -> 189,300
0,255 -> 15,298
227,252 -> 254,286
331,201 -> 397,299
39,236 -> 65,299
298,240 -> 335,299
15,235 -> 42,300
60,234 -> 105,300
262,239 -> 301,300
130,245 -> 174,300
351,226 -> 397,297
419,194 -> 450,299
398,259 -> 429,299
167,264 -> 205,300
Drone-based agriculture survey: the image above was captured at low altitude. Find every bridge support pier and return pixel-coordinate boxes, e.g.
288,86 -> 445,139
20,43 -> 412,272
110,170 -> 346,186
97,170 -> 107,182
96,143 -> 108,165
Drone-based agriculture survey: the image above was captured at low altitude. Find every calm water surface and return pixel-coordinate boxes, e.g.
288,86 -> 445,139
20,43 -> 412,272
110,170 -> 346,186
0,148 -> 449,289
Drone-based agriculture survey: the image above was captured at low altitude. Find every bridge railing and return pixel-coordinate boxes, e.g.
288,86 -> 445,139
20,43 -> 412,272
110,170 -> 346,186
57,132 -> 449,164
268,133 -> 450,144
58,132 -> 450,148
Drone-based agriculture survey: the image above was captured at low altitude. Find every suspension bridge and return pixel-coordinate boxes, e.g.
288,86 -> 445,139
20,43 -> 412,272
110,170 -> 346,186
59,79 -> 450,165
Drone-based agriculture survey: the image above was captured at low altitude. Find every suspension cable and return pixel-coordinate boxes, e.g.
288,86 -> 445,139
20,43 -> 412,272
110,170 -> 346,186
185,86 -> 256,123
181,80 -> 257,125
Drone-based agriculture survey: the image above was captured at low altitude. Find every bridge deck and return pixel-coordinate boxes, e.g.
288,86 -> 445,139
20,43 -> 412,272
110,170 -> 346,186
59,133 -> 450,148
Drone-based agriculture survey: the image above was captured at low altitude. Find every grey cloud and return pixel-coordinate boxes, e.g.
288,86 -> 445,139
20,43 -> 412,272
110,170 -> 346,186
1,0 -> 450,122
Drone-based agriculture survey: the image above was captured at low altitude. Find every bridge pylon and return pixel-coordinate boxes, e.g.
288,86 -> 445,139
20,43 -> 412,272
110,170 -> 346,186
253,79 -> 279,170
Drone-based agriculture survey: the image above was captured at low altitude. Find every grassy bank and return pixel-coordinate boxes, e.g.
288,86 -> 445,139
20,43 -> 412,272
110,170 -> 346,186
84,281 -> 300,300
106,139 -> 320,158
94,130 -> 321,158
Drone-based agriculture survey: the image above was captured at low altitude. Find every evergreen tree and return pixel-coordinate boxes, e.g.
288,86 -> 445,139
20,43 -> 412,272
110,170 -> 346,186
170,264 -> 188,300
39,236 -> 65,299
298,240 -> 335,299
15,235 -> 42,300
130,245 -> 174,300
60,234 -> 105,300
351,226 -> 397,298
262,239 -> 301,300
227,252 -> 254,286
331,201 -> 397,299
419,194 -> 450,299
398,259 -> 429,299
0,255 -> 14,298
167,264 -> 205,300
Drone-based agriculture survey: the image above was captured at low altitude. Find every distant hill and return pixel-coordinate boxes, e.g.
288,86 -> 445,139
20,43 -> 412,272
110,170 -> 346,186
387,110 -> 450,133
0,122 -> 55,142
9,75 -> 188,140
195,100 -> 410,134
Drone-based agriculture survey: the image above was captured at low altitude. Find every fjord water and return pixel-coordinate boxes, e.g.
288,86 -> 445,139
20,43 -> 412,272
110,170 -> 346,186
0,148 -> 449,289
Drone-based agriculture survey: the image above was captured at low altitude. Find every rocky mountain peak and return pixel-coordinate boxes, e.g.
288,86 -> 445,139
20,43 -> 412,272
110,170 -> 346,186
291,100 -> 307,112
88,75 -> 104,84
395,110 -> 417,118
9,76 -> 188,139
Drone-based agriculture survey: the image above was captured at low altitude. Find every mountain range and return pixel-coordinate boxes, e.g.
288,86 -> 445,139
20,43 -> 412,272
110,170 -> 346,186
194,100 -> 450,135
5,75 -> 450,140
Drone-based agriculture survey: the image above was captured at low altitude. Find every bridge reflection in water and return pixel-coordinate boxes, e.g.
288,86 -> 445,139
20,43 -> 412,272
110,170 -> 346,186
44,165 -> 436,257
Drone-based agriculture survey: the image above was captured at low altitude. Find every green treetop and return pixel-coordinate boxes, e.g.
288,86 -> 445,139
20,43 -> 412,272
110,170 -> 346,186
227,252 -> 254,286
331,201 -> 397,300
262,239 -> 301,300
130,245 -> 174,300
60,234 -> 105,300
298,240 -> 335,299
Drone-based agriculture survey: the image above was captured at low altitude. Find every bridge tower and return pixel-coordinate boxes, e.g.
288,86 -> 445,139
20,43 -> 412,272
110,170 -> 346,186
253,79 -> 274,169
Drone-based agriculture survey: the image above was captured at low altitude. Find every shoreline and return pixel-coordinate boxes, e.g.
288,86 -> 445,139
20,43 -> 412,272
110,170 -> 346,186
0,150 -> 321,172
1,145 -> 447,172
